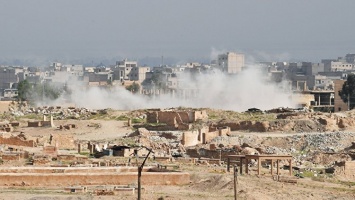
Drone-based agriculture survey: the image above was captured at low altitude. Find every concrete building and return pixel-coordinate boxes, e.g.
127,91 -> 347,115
84,72 -> 113,86
3,89 -> 18,99
323,59 -> 354,72
217,52 -> 244,73
113,59 -> 138,81
0,67 -> 19,90
328,61 -> 353,72
112,59 -> 150,83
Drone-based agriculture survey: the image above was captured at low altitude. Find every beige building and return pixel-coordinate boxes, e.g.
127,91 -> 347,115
328,61 -> 353,72
217,52 -> 245,73
113,59 -> 150,83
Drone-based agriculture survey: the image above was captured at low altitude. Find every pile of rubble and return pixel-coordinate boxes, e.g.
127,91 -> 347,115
8,105 -> 109,120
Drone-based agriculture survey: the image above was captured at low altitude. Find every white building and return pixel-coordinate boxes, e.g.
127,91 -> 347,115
217,52 -> 245,73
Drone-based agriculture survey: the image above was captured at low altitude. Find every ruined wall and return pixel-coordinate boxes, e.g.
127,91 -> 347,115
57,154 -> 76,161
43,146 -> 58,156
51,134 -> 76,150
218,127 -> 231,136
0,172 -> 190,186
147,111 -> 192,125
193,110 -> 208,121
182,126 -> 223,146
28,121 -> 42,127
0,136 -> 36,147
204,131 -> 219,144
146,112 -> 158,123
182,131 -> 199,147
220,121 -> 270,132
1,154 -> 20,161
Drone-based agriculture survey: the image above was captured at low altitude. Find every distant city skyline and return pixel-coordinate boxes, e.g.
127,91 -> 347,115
1,0 -> 354,66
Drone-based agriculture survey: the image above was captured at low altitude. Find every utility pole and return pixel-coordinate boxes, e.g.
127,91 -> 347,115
234,165 -> 238,200
136,146 -> 154,200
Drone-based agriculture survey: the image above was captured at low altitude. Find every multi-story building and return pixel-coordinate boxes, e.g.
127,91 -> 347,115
113,59 -> 150,83
217,52 -> 244,73
0,67 -> 19,90
322,58 -> 354,72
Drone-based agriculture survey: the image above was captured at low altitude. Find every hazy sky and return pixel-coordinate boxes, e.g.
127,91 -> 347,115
1,0 -> 355,66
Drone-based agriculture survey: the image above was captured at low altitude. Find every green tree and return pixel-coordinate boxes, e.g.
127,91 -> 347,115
126,82 -> 140,94
338,74 -> 355,110
16,80 -> 31,101
33,82 -> 61,101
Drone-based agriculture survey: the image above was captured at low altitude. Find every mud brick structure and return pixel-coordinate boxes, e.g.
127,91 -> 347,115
27,115 -> 55,128
32,155 -> 52,166
0,135 -> 36,147
42,146 -> 58,156
27,121 -> 42,127
146,109 -> 207,130
0,149 -> 29,161
0,167 -> 190,186
9,122 -> 19,127
182,126 -> 230,146
57,154 -> 76,161
51,134 -> 76,150
1,153 -> 20,161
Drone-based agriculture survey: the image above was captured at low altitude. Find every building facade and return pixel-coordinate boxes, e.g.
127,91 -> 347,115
217,52 -> 245,73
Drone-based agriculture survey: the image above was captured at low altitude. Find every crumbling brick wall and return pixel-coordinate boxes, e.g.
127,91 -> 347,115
193,110 -> 208,121
43,146 -> 58,156
28,121 -> 42,127
146,112 -> 159,123
182,131 -> 199,146
51,134 -> 76,150
204,131 -> 219,144
220,121 -> 269,132
147,111 -> 191,125
57,154 -> 76,161
1,154 -> 20,161
0,136 -> 36,147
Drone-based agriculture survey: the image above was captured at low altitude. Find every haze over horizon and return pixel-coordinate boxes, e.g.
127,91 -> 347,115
1,0 -> 355,66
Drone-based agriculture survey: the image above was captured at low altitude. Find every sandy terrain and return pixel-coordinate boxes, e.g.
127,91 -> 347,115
14,119 -> 132,142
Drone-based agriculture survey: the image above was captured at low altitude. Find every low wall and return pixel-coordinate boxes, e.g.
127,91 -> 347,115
0,167 -> 190,186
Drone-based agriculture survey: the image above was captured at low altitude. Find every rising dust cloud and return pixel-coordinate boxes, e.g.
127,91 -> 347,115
44,65 -> 296,112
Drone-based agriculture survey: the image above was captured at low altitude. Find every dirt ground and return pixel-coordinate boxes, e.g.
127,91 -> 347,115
15,119 -> 132,141
1,107 -> 355,200
0,168 -> 354,200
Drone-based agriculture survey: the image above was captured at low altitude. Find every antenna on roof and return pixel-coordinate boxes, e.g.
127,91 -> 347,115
161,55 -> 164,67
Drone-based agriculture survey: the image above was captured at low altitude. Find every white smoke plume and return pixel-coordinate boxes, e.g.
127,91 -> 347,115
41,65 -> 296,112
